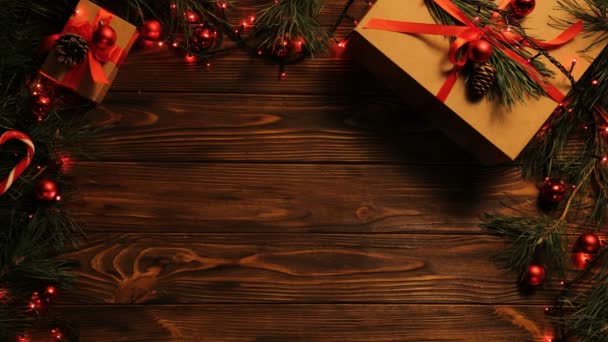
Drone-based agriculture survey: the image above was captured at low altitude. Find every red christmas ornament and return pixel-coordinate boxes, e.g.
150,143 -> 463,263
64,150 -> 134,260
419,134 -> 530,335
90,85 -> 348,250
93,23 -> 117,50
577,233 -> 601,254
192,24 -> 216,51
35,179 -> 58,202
512,0 -> 536,18
541,178 -> 566,204
140,19 -> 162,41
32,92 -> 52,119
524,264 -> 545,286
274,37 -> 293,59
468,39 -> 493,64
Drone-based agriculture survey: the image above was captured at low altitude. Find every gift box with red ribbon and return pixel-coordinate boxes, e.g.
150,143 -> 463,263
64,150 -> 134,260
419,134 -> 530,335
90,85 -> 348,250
40,0 -> 138,103
350,0 -> 606,164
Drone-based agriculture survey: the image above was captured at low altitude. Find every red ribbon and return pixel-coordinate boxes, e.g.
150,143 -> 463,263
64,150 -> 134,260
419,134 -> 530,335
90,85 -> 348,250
364,0 -> 583,103
60,7 -> 125,89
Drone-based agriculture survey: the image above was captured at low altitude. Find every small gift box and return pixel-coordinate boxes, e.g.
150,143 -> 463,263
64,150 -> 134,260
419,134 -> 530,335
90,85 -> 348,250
40,0 -> 138,103
350,0 -> 606,164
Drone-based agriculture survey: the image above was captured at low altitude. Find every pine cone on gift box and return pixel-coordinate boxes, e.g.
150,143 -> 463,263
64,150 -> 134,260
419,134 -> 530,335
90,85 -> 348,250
55,33 -> 89,66
468,62 -> 496,99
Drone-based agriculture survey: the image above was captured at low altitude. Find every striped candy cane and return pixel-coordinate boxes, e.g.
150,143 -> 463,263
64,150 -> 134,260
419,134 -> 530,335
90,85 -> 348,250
0,130 -> 35,196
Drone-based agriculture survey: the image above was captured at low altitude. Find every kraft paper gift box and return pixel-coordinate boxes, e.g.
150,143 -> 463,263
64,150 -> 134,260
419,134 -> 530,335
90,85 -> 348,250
349,0 -> 606,164
40,0 -> 138,103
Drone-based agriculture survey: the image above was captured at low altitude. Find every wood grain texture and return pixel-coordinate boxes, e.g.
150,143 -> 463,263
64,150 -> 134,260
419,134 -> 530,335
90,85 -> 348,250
58,233 -> 558,305
87,93 -> 475,163
70,162 -> 533,233
53,304 -> 554,341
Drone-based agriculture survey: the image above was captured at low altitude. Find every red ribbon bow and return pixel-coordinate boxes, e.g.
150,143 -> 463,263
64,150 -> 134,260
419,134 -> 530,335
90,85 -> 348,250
61,7 -> 125,89
364,0 -> 583,103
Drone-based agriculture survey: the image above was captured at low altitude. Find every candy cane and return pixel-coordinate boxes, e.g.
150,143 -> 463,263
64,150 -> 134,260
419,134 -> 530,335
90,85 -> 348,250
0,130 -> 35,196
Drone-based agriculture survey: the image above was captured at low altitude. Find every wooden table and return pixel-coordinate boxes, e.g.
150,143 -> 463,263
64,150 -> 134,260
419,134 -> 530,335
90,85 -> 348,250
56,1 -> 555,340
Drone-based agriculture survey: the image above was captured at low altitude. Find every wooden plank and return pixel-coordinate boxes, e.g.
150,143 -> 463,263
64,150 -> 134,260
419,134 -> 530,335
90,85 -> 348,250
113,48 -> 368,94
52,304 -> 554,341
58,233 -> 558,305
88,93 -> 475,163
70,162 -> 533,233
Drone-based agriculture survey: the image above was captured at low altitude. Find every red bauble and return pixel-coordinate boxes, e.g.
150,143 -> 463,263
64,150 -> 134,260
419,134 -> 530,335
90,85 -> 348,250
274,37 -> 293,59
577,233 -> 601,254
468,39 -> 493,64
192,24 -> 216,51
540,178 -> 566,204
32,92 -> 52,118
93,24 -> 117,50
140,19 -> 162,41
525,264 -> 545,286
512,0 -> 536,18
35,179 -> 58,202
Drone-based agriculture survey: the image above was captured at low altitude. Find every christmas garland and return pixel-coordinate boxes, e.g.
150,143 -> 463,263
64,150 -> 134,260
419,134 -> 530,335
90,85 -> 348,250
0,0 -> 361,339
480,0 -> 608,340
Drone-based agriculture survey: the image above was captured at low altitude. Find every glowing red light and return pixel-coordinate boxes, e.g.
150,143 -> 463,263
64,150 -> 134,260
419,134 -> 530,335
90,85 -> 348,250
249,15 -> 255,22
338,41 -> 346,48
55,195 -> 62,201
602,156 -> 608,164
172,41 -> 178,47
280,72 -> 287,79
46,286 -> 56,294
474,16 -> 480,21
560,280 -> 565,285
74,9 -> 81,15
185,54 -> 197,63
592,79 -> 599,86
506,26 -> 511,32
205,62 -> 211,68
158,41 -> 164,47
170,3 -> 176,9
257,50 -> 263,55
35,83 -> 41,88
27,213 -> 33,219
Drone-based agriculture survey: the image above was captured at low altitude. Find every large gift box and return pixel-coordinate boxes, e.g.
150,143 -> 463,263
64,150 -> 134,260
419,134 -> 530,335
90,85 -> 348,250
40,0 -> 138,103
350,0 -> 605,163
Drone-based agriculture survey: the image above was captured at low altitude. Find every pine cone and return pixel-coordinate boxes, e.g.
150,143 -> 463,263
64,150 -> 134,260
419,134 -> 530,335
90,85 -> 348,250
469,62 -> 496,99
55,34 -> 89,66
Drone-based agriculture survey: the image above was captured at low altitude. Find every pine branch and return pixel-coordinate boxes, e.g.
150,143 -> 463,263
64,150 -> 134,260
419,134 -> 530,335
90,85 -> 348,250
255,0 -> 328,57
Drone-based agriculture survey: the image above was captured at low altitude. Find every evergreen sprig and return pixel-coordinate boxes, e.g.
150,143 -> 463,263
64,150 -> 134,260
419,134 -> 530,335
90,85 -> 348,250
255,0 -> 328,57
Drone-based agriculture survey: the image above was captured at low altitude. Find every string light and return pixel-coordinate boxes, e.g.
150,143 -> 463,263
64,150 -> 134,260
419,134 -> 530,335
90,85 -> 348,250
157,41 -> 164,47
51,328 -> 63,341
172,41 -> 178,48
592,79 -> 599,86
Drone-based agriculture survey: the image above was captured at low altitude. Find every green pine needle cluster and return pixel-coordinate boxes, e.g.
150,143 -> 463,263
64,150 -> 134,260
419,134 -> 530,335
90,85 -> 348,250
255,0 -> 328,58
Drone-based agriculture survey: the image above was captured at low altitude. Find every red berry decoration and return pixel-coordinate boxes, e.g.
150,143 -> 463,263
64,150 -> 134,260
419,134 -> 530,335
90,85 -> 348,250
512,0 -> 536,18
540,178 -> 566,204
274,36 -> 293,59
35,179 -> 58,202
32,92 -> 52,119
93,23 -> 117,50
192,24 -> 216,51
577,233 -> 601,254
525,264 -> 545,286
468,39 -> 493,64
140,19 -> 162,41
